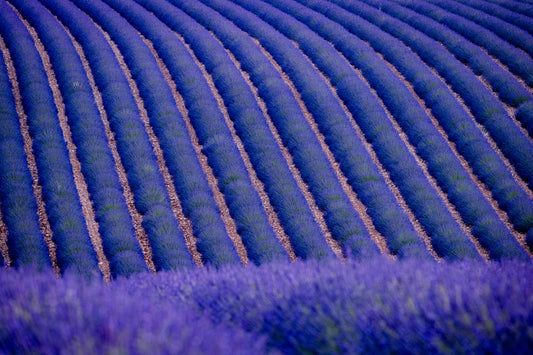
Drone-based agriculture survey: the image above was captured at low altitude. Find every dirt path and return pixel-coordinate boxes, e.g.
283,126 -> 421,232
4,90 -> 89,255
208,32 -> 300,260
94,22 -> 201,268
377,50 -> 532,257
57,20 -> 156,273
15,8 -> 111,278
0,204 -> 9,267
171,31 -> 250,265
0,33 -> 58,273
289,40 -> 395,257
137,33 -> 206,267
250,39 -> 345,259
352,41 -> 487,259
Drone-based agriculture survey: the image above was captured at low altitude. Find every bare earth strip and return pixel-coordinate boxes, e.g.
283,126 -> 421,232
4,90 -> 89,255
290,40 -> 439,259
0,34 -> 58,273
175,30 -> 284,266
94,23 -> 201,267
208,31 -> 297,260
59,21 -> 156,272
354,41 -> 488,260
137,33 -> 204,267
376,50 -> 532,257
252,38 -> 344,259
0,203 -> 10,267
290,40 -> 393,257
15,10 -> 111,278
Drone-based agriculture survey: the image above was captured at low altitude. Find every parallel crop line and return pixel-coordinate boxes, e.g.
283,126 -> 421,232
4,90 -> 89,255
172,31 -> 249,265
139,34 -> 205,267
61,22 -> 156,272
213,34 -> 297,261
351,53 -> 484,258
377,49 -> 519,258
425,58 -> 533,201
473,51 -> 533,138
288,39 -> 392,256
15,10 -> 109,276
94,23 -> 196,267
253,38 -> 344,259
0,33 -> 57,272
291,39 -> 437,259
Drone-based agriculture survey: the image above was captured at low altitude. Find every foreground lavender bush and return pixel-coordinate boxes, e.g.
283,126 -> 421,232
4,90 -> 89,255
0,269 -> 265,354
2,258 -> 532,354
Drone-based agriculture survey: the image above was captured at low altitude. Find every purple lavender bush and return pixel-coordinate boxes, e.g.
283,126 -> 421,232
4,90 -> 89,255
2,257 -> 532,354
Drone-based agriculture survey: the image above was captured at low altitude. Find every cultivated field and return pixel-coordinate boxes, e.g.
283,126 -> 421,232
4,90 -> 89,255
1,0 -> 532,278
1,0 -> 533,352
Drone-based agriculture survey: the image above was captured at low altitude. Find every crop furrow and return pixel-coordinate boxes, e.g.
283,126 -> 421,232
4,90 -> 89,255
184,0 -> 384,259
424,0 -> 533,58
281,39 -> 390,257
456,0 -> 533,35
393,0 -> 533,88
0,35 -> 51,269
229,0 -> 478,259
334,0 -> 533,242
55,17 -> 157,273
12,1 -> 112,279
206,33 -> 298,261
364,0 -> 533,139
384,55 -> 531,256
121,0 -> 336,261
43,0 -> 194,271
0,2 -> 100,276
298,0 -> 530,259
230,0 -> 437,260
333,0 -> 533,249
79,0 -> 254,265
485,0 -> 533,18
0,34 -> 57,272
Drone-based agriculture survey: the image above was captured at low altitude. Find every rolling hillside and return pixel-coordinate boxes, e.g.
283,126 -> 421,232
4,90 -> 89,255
1,0 -> 533,280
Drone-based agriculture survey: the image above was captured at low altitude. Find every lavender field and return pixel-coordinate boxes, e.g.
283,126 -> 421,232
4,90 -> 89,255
1,0 -> 532,353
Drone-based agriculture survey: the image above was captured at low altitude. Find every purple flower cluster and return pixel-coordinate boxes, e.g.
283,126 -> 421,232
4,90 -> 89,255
2,258 -> 532,354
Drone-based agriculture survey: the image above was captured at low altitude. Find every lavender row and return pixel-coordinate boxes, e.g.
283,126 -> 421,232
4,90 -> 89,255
486,0 -> 533,18
115,0 -> 327,262
70,0 -> 241,267
394,0 -> 533,88
218,0 -> 430,259
325,0 -> 533,191
424,0 -> 533,58
125,0 -> 333,261
41,0 -> 194,271
0,3 -> 99,277
15,0 -> 148,278
225,0 -> 479,260
452,0 -> 533,36
0,45 -> 50,269
174,0 -> 382,259
353,0 -> 533,241
363,0 -> 533,137
300,0 -> 529,258
80,0 -> 267,266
